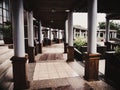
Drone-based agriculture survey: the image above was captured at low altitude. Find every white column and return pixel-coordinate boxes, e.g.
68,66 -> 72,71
48,30 -> 49,39
87,0 -> 97,54
49,28 -> 52,40
105,18 -> 110,42
39,21 -> 42,43
12,0 -> 25,57
68,12 -> 73,46
58,30 -> 60,39
112,32 -> 114,38
80,30 -> 81,37
27,11 -> 34,47
65,20 -> 68,43
74,28 -> 76,39
114,32 -> 117,38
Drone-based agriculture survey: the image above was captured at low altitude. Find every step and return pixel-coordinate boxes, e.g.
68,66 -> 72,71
0,50 -> 13,64
0,66 -> 13,90
0,59 -> 12,81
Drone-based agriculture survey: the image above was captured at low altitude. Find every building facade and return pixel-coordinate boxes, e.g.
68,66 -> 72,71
73,25 -> 117,42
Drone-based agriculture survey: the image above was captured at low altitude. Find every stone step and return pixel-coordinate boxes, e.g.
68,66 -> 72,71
0,50 -> 13,64
0,59 -> 12,80
0,66 -> 13,90
0,48 -> 10,55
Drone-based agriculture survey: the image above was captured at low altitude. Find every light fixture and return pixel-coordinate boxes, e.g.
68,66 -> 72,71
50,20 -> 54,23
65,9 -> 70,12
51,9 -> 55,13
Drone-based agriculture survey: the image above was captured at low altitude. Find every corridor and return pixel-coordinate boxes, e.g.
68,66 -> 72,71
28,43 -> 115,90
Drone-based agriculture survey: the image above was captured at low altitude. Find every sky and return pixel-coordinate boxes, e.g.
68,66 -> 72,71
73,13 -> 120,28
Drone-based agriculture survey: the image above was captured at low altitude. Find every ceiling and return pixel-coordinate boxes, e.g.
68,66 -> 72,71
24,0 -> 120,29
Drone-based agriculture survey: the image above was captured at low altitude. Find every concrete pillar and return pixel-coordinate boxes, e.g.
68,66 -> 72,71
87,0 -> 97,54
38,21 -> 42,53
114,32 -> 117,38
64,20 -> 68,53
27,11 -> 35,63
58,30 -> 61,43
84,0 -> 100,81
80,30 -> 81,37
67,12 -> 74,62
74,28 -> 76,39
66,20 -> 68,44
49,28 -> 52,45
112,32 -> 114,38
105,18 -> 110,42
11,0 -> 29,89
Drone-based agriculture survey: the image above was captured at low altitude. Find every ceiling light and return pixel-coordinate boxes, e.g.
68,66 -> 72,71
50,20 -> 54,23
51,9 -> 55,13
65,9 -> 70,12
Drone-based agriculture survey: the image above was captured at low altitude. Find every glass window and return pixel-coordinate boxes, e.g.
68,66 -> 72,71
0,16 -> 2,24
0,8 -> 2,16
3,9 -> 6,17
5,0 -> 9,10
100,33 -> 103,37
4,17 -> 6,22
0,1 -> 2,8
3,1 -> 5,9
6,10 -> 9,18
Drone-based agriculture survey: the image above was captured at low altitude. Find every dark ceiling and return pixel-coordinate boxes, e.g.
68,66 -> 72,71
24,0 -> 120,29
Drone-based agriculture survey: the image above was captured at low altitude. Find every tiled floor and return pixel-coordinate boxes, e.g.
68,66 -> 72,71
29,43 -> 115,90
33,62 -> 79,80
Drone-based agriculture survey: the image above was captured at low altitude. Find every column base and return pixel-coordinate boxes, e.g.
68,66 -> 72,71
64,43 -> 68,53
48,39 -> 52,45
67,46 -> 74,62
84,53 -> 100,81
39,43 -> 42,53
58,39 -> 62,43
10,56 -> 30,90
28,46 -> 35,63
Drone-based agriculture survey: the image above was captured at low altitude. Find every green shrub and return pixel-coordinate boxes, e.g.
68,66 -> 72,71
74,37 -> 87,49
115,45 -> 120,55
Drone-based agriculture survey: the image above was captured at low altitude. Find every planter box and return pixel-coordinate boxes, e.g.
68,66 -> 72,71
105,51 -> 120,89
78,45 -> 106,59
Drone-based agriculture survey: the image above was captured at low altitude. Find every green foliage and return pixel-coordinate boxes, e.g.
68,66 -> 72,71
2,25 -> 12,38
74,37 -> 87,49
98,22 -> 106,29
115,46 -> 120,54
98,21 -> 120,30
1,22 -> 12,38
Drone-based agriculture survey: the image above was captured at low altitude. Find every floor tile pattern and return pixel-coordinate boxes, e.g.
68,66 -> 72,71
33,62 -> 79,80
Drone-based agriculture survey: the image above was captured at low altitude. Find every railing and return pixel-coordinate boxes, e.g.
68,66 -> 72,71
75,45 -> 106,59
105,38 -> 120,51
74,48 -> 83,61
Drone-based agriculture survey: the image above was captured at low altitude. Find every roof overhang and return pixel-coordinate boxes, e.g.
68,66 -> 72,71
23,0 -> 120,29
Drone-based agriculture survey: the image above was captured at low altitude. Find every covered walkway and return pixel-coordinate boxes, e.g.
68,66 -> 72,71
27,43 -> 114,90
3,0 -> 120,89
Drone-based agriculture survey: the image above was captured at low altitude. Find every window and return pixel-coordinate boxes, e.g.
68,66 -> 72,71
100,33 -> 103,37
0,16 -> 2,24
0,1 -> 2,8
0,8 -> 2,16
0,0 -> 10,24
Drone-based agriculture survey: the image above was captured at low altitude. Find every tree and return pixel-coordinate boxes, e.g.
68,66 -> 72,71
98,21 -> 120,30
98,21 -> 120,39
